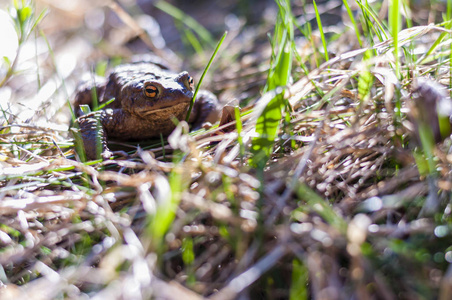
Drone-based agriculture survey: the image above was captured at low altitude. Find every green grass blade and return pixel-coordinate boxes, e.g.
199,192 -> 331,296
313,0 -> 329,61
447,0 -> 452,95
95,114 -> 102,159
449,0 -> 452,20
79,105 -> 91,115
97,97 -> 115,110
25,7 -> 47,40
154,1 -> 214,47
182,25 -> 204,54
295,183 -> 347,234
185,31 -> 227,122
250,0 -> 293,168
182,237 -> 196,286
418,123 -> 437,176
358,49 -> 374,103
389,0 -> 401,79
343,0 -> 363,47
71,127 -> 87,162
94,60 -> 108,77
147,161 -> 186,250
355,0 -> 388,41
235,107 -> 245,160
289,259 -> 308,300
250,47 -> 292,167
418,20 -> 452,65
250,91 -> 285,168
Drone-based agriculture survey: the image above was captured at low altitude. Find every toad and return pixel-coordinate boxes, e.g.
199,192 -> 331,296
73,60 -> 219,160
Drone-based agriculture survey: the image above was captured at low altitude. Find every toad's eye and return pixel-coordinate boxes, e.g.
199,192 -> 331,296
188,76 -> 194,90
144,84 -> 158,98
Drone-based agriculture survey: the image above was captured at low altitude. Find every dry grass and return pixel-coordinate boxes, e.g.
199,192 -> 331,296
1,0 -> 452,299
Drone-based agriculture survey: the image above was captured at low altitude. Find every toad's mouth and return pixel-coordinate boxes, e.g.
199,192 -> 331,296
139,102 -> 189,118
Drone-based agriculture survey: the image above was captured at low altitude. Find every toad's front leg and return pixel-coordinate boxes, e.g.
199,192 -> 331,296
75,109 -> 129,160
189,90 -> 220,129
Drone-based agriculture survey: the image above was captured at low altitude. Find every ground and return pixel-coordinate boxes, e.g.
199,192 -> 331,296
1,0 -> 452,299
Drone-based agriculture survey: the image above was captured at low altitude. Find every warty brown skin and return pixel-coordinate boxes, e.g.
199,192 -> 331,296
74,62 -> 219,160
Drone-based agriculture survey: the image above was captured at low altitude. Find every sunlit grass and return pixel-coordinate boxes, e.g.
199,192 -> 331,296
250,0 -> 293,168
0,0 -> 46,87
3,0 -> 452,298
